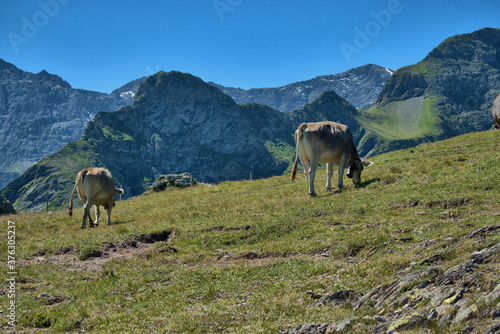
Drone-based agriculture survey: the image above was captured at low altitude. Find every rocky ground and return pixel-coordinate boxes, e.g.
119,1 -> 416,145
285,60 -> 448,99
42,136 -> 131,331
280,224 -> 500,334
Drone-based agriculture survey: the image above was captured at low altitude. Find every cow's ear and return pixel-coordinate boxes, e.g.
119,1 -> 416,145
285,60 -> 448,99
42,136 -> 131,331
361,159 -> 373,167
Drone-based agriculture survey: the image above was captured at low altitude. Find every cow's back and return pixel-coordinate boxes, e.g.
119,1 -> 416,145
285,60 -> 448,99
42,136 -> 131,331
81,168 -> 116,206
301,122 -> 354,164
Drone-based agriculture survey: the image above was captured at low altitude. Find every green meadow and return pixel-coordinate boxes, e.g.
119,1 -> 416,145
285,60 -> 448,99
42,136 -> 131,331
1,130 -> 499,333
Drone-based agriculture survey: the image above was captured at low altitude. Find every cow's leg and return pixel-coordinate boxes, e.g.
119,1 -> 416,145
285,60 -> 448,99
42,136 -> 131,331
300,156 -> 310,184
88,213 -> 94,227
325,162 -> 334,191
106,206 -> 113,225
88,206 -> 97,228
94,205 -> 100,227
79,195 -> 89,228
81,198 -> 94,229
337,155 -> 349,191
308,159 -> 320,197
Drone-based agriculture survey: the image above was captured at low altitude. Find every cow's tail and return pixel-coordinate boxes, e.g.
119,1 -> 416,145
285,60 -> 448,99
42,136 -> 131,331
67,177 -> 80,217
115,187 -> 124,195
291,123 -> 306,182
291,148 -> 299,182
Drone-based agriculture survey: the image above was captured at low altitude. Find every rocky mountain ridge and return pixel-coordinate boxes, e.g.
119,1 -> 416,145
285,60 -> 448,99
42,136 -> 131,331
0,59 -> 145,190
1,71 -> 361,211
211,64 -> 392,112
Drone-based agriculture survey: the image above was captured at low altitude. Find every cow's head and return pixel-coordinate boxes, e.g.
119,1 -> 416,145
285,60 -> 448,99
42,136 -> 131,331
346,158 -> 373,185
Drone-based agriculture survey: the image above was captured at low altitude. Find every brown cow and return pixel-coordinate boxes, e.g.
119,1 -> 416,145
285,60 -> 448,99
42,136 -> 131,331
67,167 -> 124,229
291,122 -> 373,197
493,94 -> 500,129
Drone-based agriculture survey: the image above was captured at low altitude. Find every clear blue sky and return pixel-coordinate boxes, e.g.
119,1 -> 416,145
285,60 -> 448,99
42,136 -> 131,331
1,1 -> 499,93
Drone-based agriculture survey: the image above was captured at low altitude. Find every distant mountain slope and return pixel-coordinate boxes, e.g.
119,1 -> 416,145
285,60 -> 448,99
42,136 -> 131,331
210,64 -> 392,112
1,71 -> 359,212
0,59 -> 145,189
357,27 -> 500,156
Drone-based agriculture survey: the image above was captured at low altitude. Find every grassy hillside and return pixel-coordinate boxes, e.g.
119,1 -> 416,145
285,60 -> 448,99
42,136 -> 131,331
1,140 -> 108,212
356,95 -> 444,156
360,96 -> 442,140
355,28 -> 500,157
1,130 -> 499,333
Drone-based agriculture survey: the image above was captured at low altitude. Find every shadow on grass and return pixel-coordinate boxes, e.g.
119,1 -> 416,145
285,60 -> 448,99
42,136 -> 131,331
358,178 -> 381,188
313,178 -> 381,198
108,220 -> 128,226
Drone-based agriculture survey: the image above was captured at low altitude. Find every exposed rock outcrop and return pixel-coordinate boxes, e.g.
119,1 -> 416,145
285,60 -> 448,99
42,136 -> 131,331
144,173 -> 197,194
280,240 -> 500,334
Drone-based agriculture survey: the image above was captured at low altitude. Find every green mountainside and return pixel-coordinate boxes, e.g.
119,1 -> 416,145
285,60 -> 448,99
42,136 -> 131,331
356,27 -> 500,156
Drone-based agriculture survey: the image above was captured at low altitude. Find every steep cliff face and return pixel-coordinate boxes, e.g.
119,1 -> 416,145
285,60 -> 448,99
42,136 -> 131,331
2,71 -> 360,212
0,59 -> 144,189
85,72 -> 293,190
211,64 -> 392,112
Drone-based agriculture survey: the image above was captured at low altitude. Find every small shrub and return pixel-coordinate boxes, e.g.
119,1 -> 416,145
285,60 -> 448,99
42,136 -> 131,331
33,312 -> 51,328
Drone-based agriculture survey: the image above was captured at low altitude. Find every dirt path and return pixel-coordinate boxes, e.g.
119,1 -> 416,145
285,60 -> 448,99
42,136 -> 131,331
18,229 -> 174,272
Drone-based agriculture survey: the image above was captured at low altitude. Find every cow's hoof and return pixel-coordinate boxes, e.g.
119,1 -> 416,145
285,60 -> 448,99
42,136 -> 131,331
325,186 -> 332,191
309,192 -> 317,197
81,226 -> 86,229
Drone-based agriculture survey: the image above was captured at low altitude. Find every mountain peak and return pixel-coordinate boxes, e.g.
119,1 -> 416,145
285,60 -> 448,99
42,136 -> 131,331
0,59 -> 19,71
424,27 -> 500,67
34,69 -> 72,89
134,71 -> 233,105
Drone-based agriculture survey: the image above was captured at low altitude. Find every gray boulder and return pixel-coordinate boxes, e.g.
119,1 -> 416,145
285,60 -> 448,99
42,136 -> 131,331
145,173 -> 196,194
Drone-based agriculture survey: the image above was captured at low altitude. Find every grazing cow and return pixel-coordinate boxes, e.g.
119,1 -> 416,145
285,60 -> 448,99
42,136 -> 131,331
291,122 -> 373,197
67,167 -> 124,229
493,94 -> 500,129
